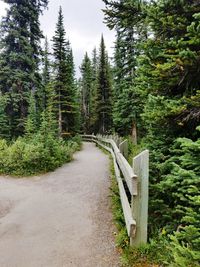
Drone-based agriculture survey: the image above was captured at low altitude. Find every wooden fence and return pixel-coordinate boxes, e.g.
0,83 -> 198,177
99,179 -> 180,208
82,134 -> 149,247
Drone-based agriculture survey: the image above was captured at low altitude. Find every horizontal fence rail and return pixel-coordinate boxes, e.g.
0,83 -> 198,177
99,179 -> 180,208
81,134 -> 149,246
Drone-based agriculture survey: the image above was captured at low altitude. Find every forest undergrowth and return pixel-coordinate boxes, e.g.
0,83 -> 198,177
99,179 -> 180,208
0,135 -> 81,177
110,134 -> 200,267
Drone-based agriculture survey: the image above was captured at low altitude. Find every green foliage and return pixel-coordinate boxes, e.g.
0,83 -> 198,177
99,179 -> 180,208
52,7 -> 78,136
119,235 -> 171,267
80,53 -> 93,133
42,36 -> 51,90
0,93 -> 10,139
0,0 -> 48,137
103,0 -> 147,136
104,2 -> 200,265
0,134 -> 81,176
95,35 -> 113,134
169,227 -> 200,267
80,37 -> 113,134
25,93 -> 38,138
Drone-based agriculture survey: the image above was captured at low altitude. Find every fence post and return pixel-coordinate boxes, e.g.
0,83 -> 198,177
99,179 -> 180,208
131,150 -> 149,246
119,139 -> 128,160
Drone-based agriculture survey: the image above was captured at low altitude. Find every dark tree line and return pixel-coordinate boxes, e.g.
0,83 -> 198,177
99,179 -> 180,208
80,35 -> 113,134
102,0 -> 200,265
0,1 -> 113,139
0,1 -> 78,139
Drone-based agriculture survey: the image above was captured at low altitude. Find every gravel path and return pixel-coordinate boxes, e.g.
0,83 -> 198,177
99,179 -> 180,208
0,142 -> 120,267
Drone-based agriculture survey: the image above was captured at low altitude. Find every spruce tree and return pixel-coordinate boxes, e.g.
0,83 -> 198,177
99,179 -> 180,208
25,92 -> 37,138
0,0 -> 48,137
103,0 -> 200,264
91,47 -> 98,82
80,53 -> 93,133
90,48 -> 99,131
103,0 -> 147,138
0,93 -> 10,139
112,29 -> 137,137
138,0 -> 200,235
43,37 -> 51,87
52,7 -> 77,136
65,48 -> 78,133
95,36 -> 113,134
41,36 -> 51,110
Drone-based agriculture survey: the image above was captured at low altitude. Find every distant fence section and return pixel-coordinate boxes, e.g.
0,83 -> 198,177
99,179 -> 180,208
81,134 -> 149,247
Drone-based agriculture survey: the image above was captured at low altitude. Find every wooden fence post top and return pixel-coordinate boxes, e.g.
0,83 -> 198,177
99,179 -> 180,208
133,149 -> 149,160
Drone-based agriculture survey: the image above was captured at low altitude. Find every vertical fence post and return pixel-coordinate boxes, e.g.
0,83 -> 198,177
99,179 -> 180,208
131,150 -> 149,246
119,140 -> 128,160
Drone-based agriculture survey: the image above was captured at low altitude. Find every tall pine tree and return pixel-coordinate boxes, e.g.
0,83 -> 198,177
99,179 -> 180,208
52,6 -> 77,137
103,0 -> 148,139
0,0 -> 48,137
95,35 -> 113,134
40,36 -> 51,111
80,53 -> 93,134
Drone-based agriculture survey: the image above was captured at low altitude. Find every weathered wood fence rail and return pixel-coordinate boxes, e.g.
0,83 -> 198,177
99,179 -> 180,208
81,134 -> 149,247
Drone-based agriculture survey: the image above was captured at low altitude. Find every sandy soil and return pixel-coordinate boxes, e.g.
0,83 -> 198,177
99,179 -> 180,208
0,142 -> 120,267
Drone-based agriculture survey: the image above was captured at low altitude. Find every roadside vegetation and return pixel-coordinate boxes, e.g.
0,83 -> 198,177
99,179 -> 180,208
0,3 -> 81,177
101,0 -> 200,266
110,135 -> 200,267
0,135 -> 81,177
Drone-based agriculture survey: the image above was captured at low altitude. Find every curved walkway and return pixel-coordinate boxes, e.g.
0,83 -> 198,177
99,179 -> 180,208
0,142 -> 120,267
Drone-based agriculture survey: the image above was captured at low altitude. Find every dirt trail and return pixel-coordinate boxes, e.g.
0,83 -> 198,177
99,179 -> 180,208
0,142 -> 120,267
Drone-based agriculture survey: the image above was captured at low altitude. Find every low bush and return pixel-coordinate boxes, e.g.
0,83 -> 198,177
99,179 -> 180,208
0,134 -> 81,176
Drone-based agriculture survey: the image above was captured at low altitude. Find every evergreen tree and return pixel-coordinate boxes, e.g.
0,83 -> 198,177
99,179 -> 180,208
103,1 -> 200,264
91,47 -> 98,82
65,48 -> 79,133
95,35 -> 113,134
52,6 -> 78,136
40,82 -> 58,139
138,0 -> 200,236
25,92 -> 37,138
41,36 -> 51,110
0,93 -> 10,139
43,37 -> 51,89
90,47 -> 98,132
80,53 -> 93,133
113,29 -> 138,137
103,0 -> 147,138
0,0 -> 48,137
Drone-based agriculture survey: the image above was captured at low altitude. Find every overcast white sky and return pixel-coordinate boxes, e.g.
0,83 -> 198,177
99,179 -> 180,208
0,0 -> 115,76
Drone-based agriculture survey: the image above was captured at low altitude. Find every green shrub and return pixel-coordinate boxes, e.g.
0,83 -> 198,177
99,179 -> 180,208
169,227 -> 200,267
0,134 -> 81,176
111,128 -> 200,266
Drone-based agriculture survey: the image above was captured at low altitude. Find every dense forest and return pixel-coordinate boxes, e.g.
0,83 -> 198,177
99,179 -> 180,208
0,0 -> 199,266
101,0 -> 200,266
